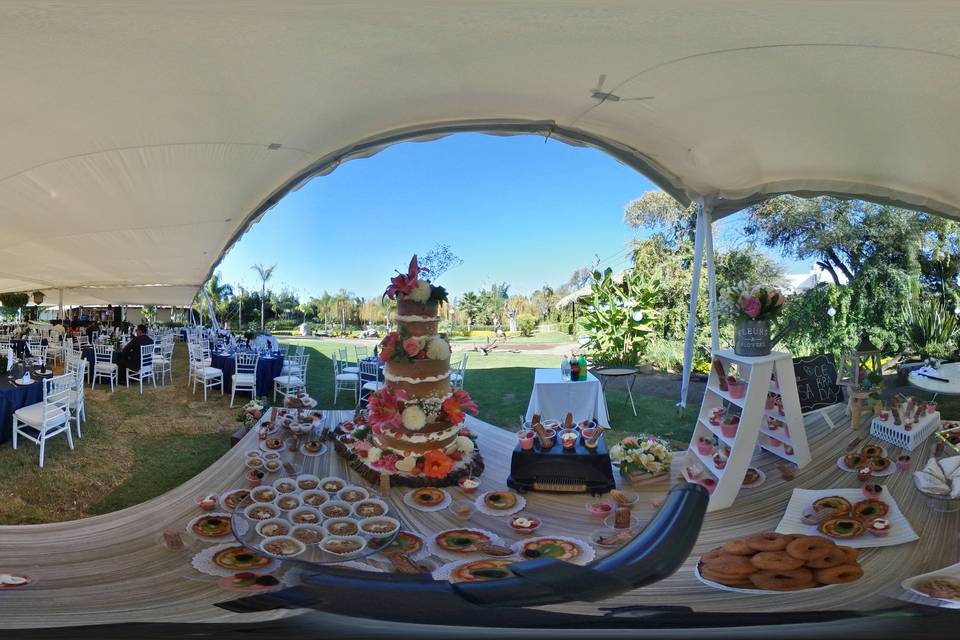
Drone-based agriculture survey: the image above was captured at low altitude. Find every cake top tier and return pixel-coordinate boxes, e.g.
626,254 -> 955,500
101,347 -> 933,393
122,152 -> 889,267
384,255 -> 448,306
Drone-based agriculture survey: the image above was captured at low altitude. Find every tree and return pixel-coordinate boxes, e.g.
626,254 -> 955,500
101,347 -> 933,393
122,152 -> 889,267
580,267 -> 661,366
250,263 -> 276,330
459,292 -> 483,331
503,295 -> 531,332
624,190 -> 698,248
565,266 -> 594,291
204,271 -> 233,319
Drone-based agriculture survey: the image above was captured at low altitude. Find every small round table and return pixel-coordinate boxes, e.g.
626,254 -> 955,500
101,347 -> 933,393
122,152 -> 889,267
908,362 -> 960,399
592,367 -> 639,416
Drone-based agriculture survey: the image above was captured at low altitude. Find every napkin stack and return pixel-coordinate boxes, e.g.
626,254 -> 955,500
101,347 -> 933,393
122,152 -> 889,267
914,456 -> 960,498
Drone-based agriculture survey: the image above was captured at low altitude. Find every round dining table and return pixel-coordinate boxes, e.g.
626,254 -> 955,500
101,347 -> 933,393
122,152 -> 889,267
210,349 -> 284,398
0,369 -> 53,444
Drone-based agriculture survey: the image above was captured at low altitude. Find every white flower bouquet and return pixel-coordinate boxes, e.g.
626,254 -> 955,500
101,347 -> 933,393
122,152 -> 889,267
609,434 -> 673,475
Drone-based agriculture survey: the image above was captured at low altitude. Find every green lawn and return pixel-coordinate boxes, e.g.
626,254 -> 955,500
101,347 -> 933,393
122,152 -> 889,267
282,339 -> 694,447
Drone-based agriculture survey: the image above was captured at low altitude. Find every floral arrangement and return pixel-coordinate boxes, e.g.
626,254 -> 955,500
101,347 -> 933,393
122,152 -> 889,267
609,434 -> 673,475
384,255 -> 448,304
720,282 -> 786,323
367,386 -> 477,432
379,331 -> 451,363
237,397 -> 269,428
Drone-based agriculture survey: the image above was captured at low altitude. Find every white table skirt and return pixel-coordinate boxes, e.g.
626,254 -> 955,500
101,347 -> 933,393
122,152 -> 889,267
524,368 -> 611,426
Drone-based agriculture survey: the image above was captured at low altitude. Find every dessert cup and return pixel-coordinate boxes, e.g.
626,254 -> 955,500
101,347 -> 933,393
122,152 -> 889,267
448,500 -> 475,521
560,428 -> 578,450
696,437 -> 714,456
720,422 -> 738,439
896,455 -> 911,471
510,514 -> 541,535
458,476 -> 481,494
517,430 -> 534,450
586,501 -> 613,518
698,478 -> 717,494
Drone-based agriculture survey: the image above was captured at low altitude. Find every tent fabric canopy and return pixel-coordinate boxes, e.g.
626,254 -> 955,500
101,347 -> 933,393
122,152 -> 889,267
3,1 -> 960,305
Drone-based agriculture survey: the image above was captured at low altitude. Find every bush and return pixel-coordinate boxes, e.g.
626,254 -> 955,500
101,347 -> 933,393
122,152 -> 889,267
517,314 -> 536,337
645,338 -> 685,372
580,267 -> 661,366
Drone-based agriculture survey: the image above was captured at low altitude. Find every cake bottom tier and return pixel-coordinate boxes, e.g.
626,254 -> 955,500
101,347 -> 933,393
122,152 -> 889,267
333,438 -> 484,488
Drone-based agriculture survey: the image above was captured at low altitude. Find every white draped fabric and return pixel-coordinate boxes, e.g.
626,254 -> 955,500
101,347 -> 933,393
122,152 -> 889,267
525,369 -> 611,426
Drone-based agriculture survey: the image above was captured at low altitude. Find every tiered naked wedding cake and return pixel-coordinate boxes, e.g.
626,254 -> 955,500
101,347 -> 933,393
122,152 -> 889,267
334,256 -> 482,487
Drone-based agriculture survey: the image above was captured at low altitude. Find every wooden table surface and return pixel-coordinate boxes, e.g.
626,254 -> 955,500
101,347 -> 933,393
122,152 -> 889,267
0,408 -> 955,629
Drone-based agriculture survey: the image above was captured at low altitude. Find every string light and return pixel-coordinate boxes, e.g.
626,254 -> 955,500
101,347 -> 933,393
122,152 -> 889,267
827,306 -> 836,317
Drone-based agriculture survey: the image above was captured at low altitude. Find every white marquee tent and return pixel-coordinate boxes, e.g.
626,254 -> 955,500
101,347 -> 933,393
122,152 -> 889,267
3,0 -> 960,398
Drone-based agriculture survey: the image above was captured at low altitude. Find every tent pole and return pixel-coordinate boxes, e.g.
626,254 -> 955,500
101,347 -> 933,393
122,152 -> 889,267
58,288 -> 64,321
702,200 -> 719,352
679,199 -> 706,410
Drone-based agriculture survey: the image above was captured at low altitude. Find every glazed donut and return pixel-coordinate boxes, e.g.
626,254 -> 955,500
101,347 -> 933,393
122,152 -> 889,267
700,547 -> 725,564
836,545 -> 860,562
721,538 -> 754,556
745,532 -> 789,552
749,568 -> 815,591
785,535 -> 834,561
702,553 -> 757,576
700,566 -> 754,587
814,563 -> 864,585
805,549 -> 849,569
750,550 -> 805,571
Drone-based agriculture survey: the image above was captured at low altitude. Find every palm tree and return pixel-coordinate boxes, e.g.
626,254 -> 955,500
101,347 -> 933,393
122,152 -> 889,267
250,263 -> 276,330
204,271 -> 233,320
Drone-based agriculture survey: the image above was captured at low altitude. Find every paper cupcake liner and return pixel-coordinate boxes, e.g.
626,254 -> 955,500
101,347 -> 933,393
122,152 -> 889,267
427,527 -> 505,561
474,492 -> 526,517
402,488 -> 452,512
511,535 -> 595,566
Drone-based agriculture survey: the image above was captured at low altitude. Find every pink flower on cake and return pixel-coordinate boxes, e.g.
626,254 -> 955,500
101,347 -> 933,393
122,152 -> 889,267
376,453 -> 399,473
367,387 -> 405,430
740,296 -> 762,319
384,255 -> 428,300
402,337 -> 421,357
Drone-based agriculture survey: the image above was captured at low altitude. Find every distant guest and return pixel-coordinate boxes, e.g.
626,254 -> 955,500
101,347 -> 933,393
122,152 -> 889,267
120,324 -> 154,372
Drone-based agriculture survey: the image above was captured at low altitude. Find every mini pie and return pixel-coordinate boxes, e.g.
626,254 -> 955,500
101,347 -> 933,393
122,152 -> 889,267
192,515 -> 230,537
361,518 -> 399,535
521,538 -> 581,561
842,453 -> 865,469
861,444 -> 886,458
258,521 -> 289,537
265,438 -> 283,450
818,516 -> 866,538
222,490 -> 250,511
483,491 -> 518,510
275,480 -> 296,494
213,546 -> 271,570
868,457 -> 891,472
246,505 -> 278,520
853,499 -> 889,519
321,503 -> 351,518
812,496 -> 852,515
323,537 -> 364,555
262,537 -> 303,557
412,488 -> 446,506
303,439 -> 323,453
276,496 -> 300,510
378,531 -> 423,556
252,488 -> 276,503
291,527 -> 323,544
327,520 -> 359,536
451,559 -> 516,583
339,488 -> 367,502
302,492 -> 328,507
354,501 -> 386,517
291,509 -> 320,524
297,477 -> 319,490
436,529 -> 491,553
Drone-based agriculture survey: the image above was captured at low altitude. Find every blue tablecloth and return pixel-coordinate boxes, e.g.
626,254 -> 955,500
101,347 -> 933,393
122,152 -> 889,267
11,338 -> 49,358
210,351 -> 284,398
0,376 -> 47,444
82,347 -> 122,384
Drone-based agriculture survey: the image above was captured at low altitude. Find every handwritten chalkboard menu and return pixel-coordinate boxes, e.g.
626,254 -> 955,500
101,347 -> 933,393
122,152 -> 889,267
792,354 -> 844,412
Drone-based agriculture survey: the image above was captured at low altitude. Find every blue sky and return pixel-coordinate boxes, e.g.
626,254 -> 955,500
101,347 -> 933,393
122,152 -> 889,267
217,133 -> 807,300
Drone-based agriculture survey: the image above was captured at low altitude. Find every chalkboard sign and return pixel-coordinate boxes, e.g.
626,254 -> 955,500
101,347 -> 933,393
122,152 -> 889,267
792,354 -> 844,413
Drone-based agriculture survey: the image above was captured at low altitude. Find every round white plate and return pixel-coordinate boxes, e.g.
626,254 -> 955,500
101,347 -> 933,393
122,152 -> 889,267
836,456 -> 896,477
474,491 -> 526,517
403,488 -> 452,512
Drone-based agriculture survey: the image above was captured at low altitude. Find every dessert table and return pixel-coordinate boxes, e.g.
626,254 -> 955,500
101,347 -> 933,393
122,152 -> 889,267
524,368 -> 610,425
210,350 -> 284,398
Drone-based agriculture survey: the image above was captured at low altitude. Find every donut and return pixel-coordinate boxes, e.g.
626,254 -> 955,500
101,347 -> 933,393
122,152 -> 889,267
804,549 -> 849,569
749,568 -> 815,591
785,535 -> 835,561
750,550 -> 806,571
700,565 -> 755,587
703,553 -> 757,576
700,547 -> 725,564
745,532 -> 789,552
836,545 -> 860,562
721,538 -> 754,556
814,563 -> 864,585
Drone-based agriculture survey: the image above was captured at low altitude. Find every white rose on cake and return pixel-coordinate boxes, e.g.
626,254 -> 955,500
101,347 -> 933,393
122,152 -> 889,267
401,405 -> 427,431
408,281 -> 432,303
425,336 -> 451,360
367,447 -> 383,463
455,435 -> 474,454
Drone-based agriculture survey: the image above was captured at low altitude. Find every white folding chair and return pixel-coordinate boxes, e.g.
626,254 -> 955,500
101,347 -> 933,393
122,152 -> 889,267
355,345 -> 370,361
231,352 -> 259,407
359,359 -> 383,403
280,345 -> 306,376
190,344 -> 223,401
126,343 -> 156,393
331,351 -> 358,404
91,344 -> 118,391
12,373 -> 74,468
338,347 -> 359,376
450,353 -> 468,389
153,339 -> 174,385
65,354 -> 88,437
274,354 -> 308,402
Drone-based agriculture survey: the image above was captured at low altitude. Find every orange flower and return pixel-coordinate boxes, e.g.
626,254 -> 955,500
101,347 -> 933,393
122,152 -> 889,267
422,450 -> 454,479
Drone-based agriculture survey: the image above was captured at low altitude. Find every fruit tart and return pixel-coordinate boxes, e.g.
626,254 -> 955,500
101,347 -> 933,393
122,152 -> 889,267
520,538 -> 582,561
450,559 -> 516,583
842,453 -> 865,469
861,444 -> 886,458
375,531 -> 424,557
818,516 -> 866,538
852,499 -> 889,519
812,496 -> 852,515
411,487 -> 447,507
868,457 -> 891,473
191,514 -> 231,538
222,490 -> 250,511
435,529 -> 492,554
213,546 -> 272,571
482,491 -> 518,511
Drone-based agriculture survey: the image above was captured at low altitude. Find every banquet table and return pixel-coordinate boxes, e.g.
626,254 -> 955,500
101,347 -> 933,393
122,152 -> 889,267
210,350 -> 284,398
524,367 -> 610,426
0,373 -> 48,444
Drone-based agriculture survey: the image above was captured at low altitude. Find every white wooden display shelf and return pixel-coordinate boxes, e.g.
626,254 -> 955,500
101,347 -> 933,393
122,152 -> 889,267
685,349 -> 810,512
869,411 -> 941,451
